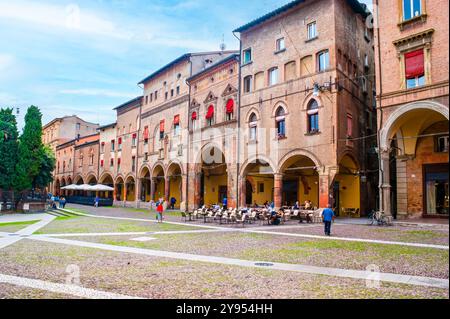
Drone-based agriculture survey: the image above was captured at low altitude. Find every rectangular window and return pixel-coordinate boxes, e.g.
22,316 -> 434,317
243,48 -> 252,64
268,67 -> 278,86
405,49 -> 425,89
150,93 -> 153,102
318,51 -> 329,72
144,152 -> 149,161
145,96 -> 148,104
110,159 -> 114,167
364,54 -> 369,68
76,123 -> 81,130
165,92 -> 168,100
276,38 -> 285,51
258,183 -> 265,193
403,0 -> 422,21
132,133 -> 137,147
307,22 -> 317,40
346,114 -> 353,137
176,86 -> 180,95
155,91 -> 158,100
132,156 -> 136,172
243,76 -> 252,93
277,119 -> 286,137
111,140 -> 115,152
308,114 -> 319,133
250,126 -> 257,141
171,89 -> 174,97
436,136 -> 449,153
118,137 -> 122,151
101,142 -> 105,153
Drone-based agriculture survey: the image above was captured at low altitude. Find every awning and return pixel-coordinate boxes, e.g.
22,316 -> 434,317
191,112 -> 197,120
405,49 -> 424,79
143,126 -> 149,139
206,105 -> 214,119
160,120 -> 165,132
173,115 -> 180,125
226,99 -> 234,114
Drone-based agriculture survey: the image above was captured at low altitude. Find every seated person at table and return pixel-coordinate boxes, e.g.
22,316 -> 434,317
293,201 -> 300,210
304,200 -> 313,210
270,209 -> 283,225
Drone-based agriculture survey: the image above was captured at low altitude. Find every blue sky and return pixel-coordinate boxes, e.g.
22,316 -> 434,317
0,0 -> 371,129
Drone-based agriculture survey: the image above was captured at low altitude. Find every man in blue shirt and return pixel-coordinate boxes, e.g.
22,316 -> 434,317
222,197 -> 228,210
322,204 -> 335,236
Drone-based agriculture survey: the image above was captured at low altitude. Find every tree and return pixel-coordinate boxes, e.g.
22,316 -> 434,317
33,145 -> 56,189
0,108 -> 19,191
14,106 -> 45,193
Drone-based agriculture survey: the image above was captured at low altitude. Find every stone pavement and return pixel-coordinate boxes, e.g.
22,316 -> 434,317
1,207 -> 448,298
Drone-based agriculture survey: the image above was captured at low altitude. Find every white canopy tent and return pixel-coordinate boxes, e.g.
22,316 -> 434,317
61,184 -> 113,191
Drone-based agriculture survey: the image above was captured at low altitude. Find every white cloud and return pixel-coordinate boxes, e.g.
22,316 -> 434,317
0,54 -> 15,71
59,88 -> 138,98
0,1 -> 131,40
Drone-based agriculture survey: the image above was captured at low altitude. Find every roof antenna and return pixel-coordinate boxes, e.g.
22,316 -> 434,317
220,34 -> 226,52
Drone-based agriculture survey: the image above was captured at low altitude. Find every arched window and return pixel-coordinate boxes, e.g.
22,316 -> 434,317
275,107 -> 286,138
249,113 -> 257,141
225,99 -> 234,121
206,105 -> 214,126
307,99 -> 319,134
191,111 -> 198,130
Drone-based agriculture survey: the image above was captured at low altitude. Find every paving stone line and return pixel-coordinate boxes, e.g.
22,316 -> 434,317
0,215 -> 56,250
30,236 -> 449,289
0,273 -> 141,299
33,229 -> 233,238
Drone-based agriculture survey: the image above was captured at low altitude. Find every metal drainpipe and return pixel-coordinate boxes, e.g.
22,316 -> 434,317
233,31 -> 242,208
375,0 -> 385,213
185,60 -> 193,212
136,86 -> 144,206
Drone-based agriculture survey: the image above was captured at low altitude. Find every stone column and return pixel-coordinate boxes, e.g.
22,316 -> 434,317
164,176 -> 170,201
150,178 -> 156,201
319,174 -> 330,208
239,175 -> 247,208
123,183 -> 127,206
227,164 -> 237,209
181,173 -> 187,212
274,173 -> 283,209
379,150 -> 392,216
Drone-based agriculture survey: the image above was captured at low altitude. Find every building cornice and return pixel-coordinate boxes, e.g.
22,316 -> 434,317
141,95 -> 189,119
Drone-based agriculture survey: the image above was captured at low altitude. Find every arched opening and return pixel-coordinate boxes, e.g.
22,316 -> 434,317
334,155 -> 360,217
86,175 -> 98,198
115,177 -> 124,201
67,177 -> 73,196
74,176 -> 84,196
381,104 -> 449,218
139,167 -> 151,202
60,178 -> 66,196
199,146 -> 228,207
242,159 -> 274,207
54,179 -> 61,196
153,165 -> 165,201
100,174 -> 114,199
280,155 -> 319,208
167,163 -> 183,209
125,176 -> 136,202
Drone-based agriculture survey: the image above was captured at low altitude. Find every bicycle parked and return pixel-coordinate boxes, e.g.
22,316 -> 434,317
368,210 -> 393,226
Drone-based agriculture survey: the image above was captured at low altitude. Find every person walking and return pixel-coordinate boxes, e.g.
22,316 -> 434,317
156,198 -> 164,223
222,197 -> 228,210
94,196 -> 100,208
322,204 -> 335,236
170,197 -> 176,210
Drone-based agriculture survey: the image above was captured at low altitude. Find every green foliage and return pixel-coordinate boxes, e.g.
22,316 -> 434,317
33,144 -> 56,189
0,108 -> 19,190
14,106 -> 47,191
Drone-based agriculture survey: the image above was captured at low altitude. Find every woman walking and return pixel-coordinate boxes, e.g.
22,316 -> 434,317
156,198 -> 164,223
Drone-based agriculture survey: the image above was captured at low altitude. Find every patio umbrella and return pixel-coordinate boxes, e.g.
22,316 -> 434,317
61,184 -> 78,190
87,184 -> 114,192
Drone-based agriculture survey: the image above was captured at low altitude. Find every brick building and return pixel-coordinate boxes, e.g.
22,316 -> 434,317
43,115 -> 98,193
375,0 -> 449,219
234,0 -> 377,215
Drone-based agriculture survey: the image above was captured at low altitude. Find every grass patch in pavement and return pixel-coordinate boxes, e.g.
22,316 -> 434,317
0,220 -> 40,233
